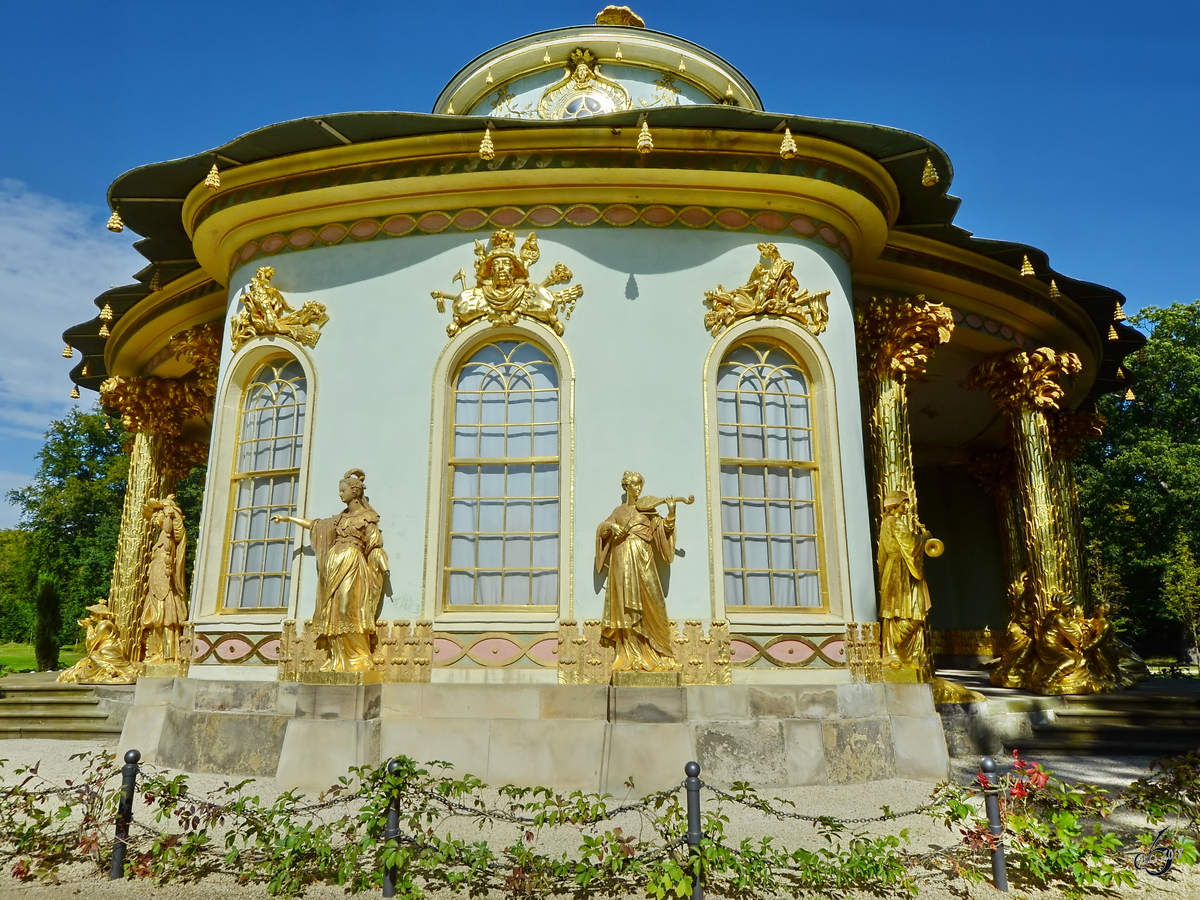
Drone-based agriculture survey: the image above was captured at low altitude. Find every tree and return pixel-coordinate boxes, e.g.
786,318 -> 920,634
1162,532 -> 1200,665
1077,301 -> 1200,658
33,574 -> 60,671
6,405 -> 128,644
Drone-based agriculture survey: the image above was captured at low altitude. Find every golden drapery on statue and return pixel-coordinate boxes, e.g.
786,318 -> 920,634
273,469 -> 388,674
877,490 -> 943,678
58,601 -> 137,684
595,472 -> 692,673
140,495 -> 188,664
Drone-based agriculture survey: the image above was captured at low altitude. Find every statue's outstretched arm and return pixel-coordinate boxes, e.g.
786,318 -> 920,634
272,514 -> 313,529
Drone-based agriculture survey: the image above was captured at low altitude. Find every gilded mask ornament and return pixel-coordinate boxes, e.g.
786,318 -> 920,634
703,244 -> 830,337
229,266 -> 329,352
431,230 -> 583,337
538,48 -> 631,119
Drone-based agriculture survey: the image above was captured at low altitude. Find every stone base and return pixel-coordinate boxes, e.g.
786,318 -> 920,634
118,677 -> 950,793
612,670 -> 680,687
299,670 -> 383,685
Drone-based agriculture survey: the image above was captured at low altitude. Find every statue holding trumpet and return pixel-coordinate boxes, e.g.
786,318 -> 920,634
877,489 -> 944,678
595,471 -> 694,673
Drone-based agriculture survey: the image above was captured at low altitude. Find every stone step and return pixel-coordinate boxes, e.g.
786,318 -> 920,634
0,678 -> 122,739
0,722 -> 120,740
0,707 -> 111,721
0,695 -> 101,706
1007,735 -> 1200,756
1053,708 -> 1200,728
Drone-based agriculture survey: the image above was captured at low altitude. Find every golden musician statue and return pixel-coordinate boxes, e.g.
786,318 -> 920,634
273,469 -> 388,673
595,472 -> 693,675
877,489 -> 943,677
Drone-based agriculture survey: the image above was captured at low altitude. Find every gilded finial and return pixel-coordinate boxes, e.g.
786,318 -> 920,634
1113,301 -> 1127,322
678,57 -> 687,73
149,269 -> 161,291
636,119 -> 653,154
614,43 -> 622,60
1049,279 -> 1062,300
98,323 -> 110,338
1108,325 -> 1120,340
921,155 -> 939,187
204,162 -> 221,191
62,344 -> 73,359
780,127 -> 797,160
1020,255 -> 1034,276
446,102 -> 455,115
485,70 -> 494,85
479,126 -> 495,160
543,49 -> 551,63
595,5 -> 645,27
99,303 -> 114,322
106,209 -> 124,233
81,363 -> 90,377
1124,387 -> 1136,402
104,420 -> 112,432
726,84 -> 734,100
70,386 -> 80,399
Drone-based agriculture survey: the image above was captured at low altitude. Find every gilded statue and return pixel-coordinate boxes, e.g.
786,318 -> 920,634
877,490 -> 943,676
1031,594 -> 1115,694
140,495 -> 189,664
58,601 -> 136,684
230,266 -> 329,351
273,469 -> 389,673
703,243 -> 830,337
595,472 -> 693,673
431,230 -> 583,337
537,47 -> 631,119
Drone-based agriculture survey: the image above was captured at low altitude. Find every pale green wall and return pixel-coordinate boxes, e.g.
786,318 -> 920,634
214,227 -> 874,626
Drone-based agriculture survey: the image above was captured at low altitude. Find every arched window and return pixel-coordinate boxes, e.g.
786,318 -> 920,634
222,357 -> 307,610
445,341 -> 560,607
717,341 -> 822,607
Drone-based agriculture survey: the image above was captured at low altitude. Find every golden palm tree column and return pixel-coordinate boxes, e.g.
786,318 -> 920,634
100,367 -> 213,663
855,295 -> 954,680
1047,410 -> 1105,611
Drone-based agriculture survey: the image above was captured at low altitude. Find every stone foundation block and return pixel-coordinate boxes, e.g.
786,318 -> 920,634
157,708 -> 289,778
381,717 -> 490,776
539,685 -> 608,719
885,682 -> 935,718
686,685 -> 749,721
488,719 -> 606,789
694,721 -> 787,785
891,715 -> 950,781
294,683 -> 381,720
836,683 -> 886,718
605,723 -> 692,793
609,687 -> 686,723
424,684 -> 540,719
783,720 -> 829,785
277,719 -> 380,793
822,717 -> 894,784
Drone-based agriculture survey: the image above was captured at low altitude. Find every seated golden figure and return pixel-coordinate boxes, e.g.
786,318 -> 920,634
595,472 -> 692,673
58,601 -> 136,684
273,469 -> 388,673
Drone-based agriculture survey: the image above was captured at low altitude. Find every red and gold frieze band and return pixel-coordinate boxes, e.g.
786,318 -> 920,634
855,295 -> 954,682
557,619 -> 730,685
968,348 -> 1145,694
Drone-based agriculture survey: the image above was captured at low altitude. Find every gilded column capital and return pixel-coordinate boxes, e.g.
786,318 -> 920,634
855,294 -> 954,382
1048,409 -> 1105,460
967,348 -> 1082,414
100,375 -> 210,437
169,322 -> 223,396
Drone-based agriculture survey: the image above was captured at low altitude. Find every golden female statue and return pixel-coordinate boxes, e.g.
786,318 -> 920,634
877,490 -> 943,675
140,495 -> 189,663
595,472 -> 693,672
58,601 -> 136,684
273,469 -> 388,672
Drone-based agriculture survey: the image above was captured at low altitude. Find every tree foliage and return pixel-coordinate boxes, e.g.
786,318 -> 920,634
32,574 -> 60,672
1077,301 -> 1200,657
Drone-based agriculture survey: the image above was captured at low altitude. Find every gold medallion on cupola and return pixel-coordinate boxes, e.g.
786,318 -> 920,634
537,48 -> 631,119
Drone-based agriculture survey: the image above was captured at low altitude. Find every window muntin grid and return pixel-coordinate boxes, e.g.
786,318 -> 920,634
717,342 -> 822,608
445,341 -> 560,606
223,358 -> 306,610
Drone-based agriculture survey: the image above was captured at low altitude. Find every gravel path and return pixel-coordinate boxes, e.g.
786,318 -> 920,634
0,737 -> 1195,899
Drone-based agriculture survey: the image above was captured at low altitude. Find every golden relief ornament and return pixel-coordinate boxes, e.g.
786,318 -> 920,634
966,348 -> 1082,414
57,602 -> 137,684
703,243 -> 830,337
538,48 -> 631,119
855,294 -> 954,382
229,266 -> 329,352
431,230 -> 583,337
595,472 -> 694,676
138,495 -> 189,666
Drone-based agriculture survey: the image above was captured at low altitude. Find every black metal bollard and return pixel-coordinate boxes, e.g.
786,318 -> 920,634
109,749 -> 141,880
979,756 -> 1009,892
382,759 -> 402,898
684,761 -> 703,900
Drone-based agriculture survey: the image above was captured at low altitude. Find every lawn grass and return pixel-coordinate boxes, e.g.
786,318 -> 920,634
0,642 -> 85,674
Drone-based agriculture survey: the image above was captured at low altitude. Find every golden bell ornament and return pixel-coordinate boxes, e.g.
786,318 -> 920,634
99,323 -> 110,338
779,127 -> 797,160
62,344 -> 73,358
1049,279 -> 1062,300
921,155 -> 939,187
636,120 -> 653,154
106,209 -> 124,233
149,269 -> 161,291
81,363 -> 90,376
70,386 -> 80,399
99,303 -> 114,322
479,127 -> 495,161
204,162 -> 221,191
1020,255 -> 1035,276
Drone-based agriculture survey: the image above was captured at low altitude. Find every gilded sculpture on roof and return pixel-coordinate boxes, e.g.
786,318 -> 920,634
432,230 -> 584,337
704,243 -> 830,337
229,266 -> 329,352
538,48 -> 631,119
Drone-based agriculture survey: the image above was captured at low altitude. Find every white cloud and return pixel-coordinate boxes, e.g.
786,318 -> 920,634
0,180 -> 144,514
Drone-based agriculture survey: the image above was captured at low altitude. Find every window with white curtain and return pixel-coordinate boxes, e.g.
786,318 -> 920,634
445,341 -> 560,607
222,357 -> 306,610
717,341 -> 822,608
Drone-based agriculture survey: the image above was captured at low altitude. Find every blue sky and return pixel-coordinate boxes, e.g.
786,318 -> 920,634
0,0 -> 1197,527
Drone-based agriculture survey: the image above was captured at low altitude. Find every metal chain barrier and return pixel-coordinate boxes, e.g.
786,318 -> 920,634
701,782 -> 937,824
